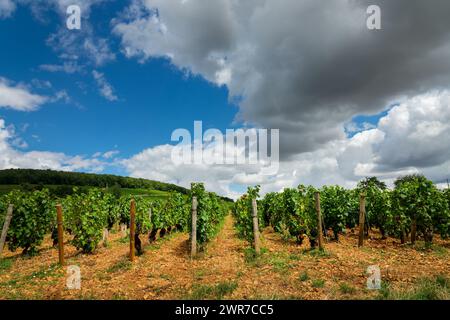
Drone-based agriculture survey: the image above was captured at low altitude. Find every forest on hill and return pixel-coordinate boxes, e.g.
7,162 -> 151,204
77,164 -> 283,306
0,169 -> 233,202
0,169 -> 188,196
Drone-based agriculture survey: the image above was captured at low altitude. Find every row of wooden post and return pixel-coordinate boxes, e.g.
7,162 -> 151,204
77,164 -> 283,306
54,200 -> 138,264
53,201 -> 137,265
0,192 -> 369,264
0,199 -> 139,265
189,196 -> 262,258
313,192 -> 367,249
1,197 -> 199,264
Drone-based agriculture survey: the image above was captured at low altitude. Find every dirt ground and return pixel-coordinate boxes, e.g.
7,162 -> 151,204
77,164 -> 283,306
0,215 -> 449,300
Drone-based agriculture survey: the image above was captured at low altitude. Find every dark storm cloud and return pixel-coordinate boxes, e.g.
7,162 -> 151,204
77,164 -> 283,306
114,0 -> 450,177
231,0 -> 450,158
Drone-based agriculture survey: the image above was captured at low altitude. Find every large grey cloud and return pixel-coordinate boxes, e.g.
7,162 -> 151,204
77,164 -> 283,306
114,0 -> 450,162
123,90 -> 450,198
3,0 -> 450,197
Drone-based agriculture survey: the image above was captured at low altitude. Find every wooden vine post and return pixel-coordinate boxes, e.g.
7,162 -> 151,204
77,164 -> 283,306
0,204 -> 13,256
129,199 -> 136,262
102,228 -> 109,247
314,192 -> 324,250
251,198 -> 261,255
120,224 -> 127,237
191,196 -> 198,258
56,204 -> 65,266
358,194 -> 366,247
411,217 -> 417,244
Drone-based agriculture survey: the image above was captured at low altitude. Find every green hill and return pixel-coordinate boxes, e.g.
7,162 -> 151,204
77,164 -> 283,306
0,169 -> 188,198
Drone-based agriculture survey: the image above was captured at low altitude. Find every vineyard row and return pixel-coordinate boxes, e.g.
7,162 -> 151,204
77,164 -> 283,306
233,176 -> 450,250
0,183 -> 228,261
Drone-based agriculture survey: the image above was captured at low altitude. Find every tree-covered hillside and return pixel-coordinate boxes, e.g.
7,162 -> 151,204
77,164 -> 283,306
0,169 -> 188,194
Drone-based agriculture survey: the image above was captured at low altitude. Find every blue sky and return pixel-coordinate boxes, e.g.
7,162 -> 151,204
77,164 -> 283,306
0,3 -> 238,175
1,1 -> 450,197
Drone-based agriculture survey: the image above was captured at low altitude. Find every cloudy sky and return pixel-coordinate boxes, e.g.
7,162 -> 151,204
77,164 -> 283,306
1,0 -> 450,198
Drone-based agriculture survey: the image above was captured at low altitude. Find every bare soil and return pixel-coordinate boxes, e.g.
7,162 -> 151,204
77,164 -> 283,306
0,215 -> 449,300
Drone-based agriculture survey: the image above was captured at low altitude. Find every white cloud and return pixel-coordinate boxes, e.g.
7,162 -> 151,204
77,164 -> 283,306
0,77 -> 48,111
113,0 -> 235,87
5,124 -> 28,149
122,90 -> 450,198
45,27 -> 116,68
328,90 -> 450,186
49,90 -> 72,104
83,37 -> 116,67
121,139 -> 348,199
103,150 -> 120,159
0,118 -> 108,173
19,1 -> 116,72
39,62 -> 82,74
92,70 -> 118,101
50,0 -> 105,15
373,90 -> 450,172
122,144 -> 244,198
0,0 -> 15,18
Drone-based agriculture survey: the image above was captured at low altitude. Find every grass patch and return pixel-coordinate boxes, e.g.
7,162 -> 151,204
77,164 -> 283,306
194,269 -> 211,280
311,279 -> 325,288
243,248 -> 295,274
97,273 -> 113,281
0,278 -> 20,289
77,292 -> 98,300
0,263 -> 62,297
339,283 -> 356,295
160,274 -> 172,281
250,294 -> 304,300
120,188 -> 169,199
299,271 -> 309,282
118,235 -> 129,244
0,288 -> 42,299
145,231 -> 179,251
243,248 -> 299,275
107,259 -> 132,273
243,247 -> 268,266
23,263 -> 61,281
412,241 -> 448,257
288,253 -> 302,261
187,281 -> 238,300
378,275 -> 450,300
112,293 -> 128,300
269,254 -> 294,274
215,282 -> 238,298
301,248 -> 331,258
0,258 -> 13,272
432,246 -> 449,257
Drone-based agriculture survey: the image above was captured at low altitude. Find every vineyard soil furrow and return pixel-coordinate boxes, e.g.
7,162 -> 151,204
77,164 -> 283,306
0,215 -> 448,299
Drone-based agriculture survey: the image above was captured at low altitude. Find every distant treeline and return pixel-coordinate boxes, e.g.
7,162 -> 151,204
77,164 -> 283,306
0,169 -> 234,202
0,169 -> 188,194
